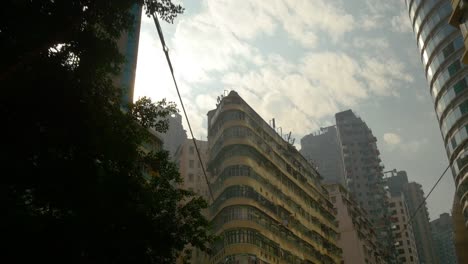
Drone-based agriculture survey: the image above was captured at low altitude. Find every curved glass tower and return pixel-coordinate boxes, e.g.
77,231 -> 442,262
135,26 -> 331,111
406,0 -> 468,227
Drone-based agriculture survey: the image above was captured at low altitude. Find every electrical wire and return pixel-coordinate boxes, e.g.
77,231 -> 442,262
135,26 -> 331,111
151,14 -> 215,203
407,163 -> 451,224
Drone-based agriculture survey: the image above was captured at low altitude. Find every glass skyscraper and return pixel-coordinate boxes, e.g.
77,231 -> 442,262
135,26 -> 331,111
405,0 -> 468,226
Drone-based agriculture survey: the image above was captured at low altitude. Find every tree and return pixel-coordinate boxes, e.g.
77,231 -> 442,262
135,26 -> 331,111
0,1 -> 211,263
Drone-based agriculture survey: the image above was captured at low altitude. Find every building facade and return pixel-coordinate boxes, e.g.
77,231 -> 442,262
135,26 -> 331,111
452,193 -> 468,263
300,126 -> 346,186
160,113 -> 188,160
405,0 -> 468,227
431,213 -> 458,264
114,4 -> 142,106
406,182 -> 438,264
449,0 -> 468,63
175,138 -> 210,200
334,110 -> 396,263
386,171 -> 438,264
389,194 -> 419,264
325,183 -> 385,264
206,91 -> 341,264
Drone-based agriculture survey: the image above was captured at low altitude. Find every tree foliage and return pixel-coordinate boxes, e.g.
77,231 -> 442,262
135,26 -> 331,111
0,1 -> 212,263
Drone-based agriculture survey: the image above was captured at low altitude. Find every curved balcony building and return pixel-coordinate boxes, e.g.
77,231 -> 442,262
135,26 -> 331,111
206,91 -> 341,264
405,0 -> 468,227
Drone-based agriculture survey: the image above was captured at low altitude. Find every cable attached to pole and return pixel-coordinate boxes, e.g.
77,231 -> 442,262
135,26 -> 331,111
152,14 -> 215,203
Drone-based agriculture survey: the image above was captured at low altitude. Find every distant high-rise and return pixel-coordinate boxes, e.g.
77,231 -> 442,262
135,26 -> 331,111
159,113 -> 188,159
386,171 -> 439,264
325,183 -> 386,263
301,126 -> 346,185
431,213 -> 458,264
175,138 -> 210,200
388,194 -> 419,264
335,110 -> 396,263
405,0 -> 468,227
206,91 -> 341,264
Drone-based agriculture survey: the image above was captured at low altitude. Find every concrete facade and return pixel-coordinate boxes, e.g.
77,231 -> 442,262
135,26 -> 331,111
175,138 -> 210,200
300,126 -> 346,186
160,113 -> 188,160
386,172 -> 438,264
335,110 -> 396,263
325,183 -> 385,264
206,91 -> 341,264
431,213 -> 458,264
389,194 -> 419,264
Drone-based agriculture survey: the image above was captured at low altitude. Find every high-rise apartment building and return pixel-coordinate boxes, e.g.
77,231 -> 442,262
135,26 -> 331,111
431,213 -> 458,264
175,138 -> 210,200
386,171 -> 438,264
301,126 -> 346,185
160,113 -> 188,160
389,194 -> 419,264
334,110 -> 396,262
325,183 -> 385,264
206,91 -> 341,264
405,0 -> 468,227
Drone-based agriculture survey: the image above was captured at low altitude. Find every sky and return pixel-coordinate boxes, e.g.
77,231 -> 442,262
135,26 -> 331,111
134,0 -> 455,221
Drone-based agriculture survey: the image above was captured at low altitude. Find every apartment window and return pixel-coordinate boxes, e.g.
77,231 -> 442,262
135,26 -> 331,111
189,146 -> 194,154
188,173 -> 194,182
189,160 -> 194,168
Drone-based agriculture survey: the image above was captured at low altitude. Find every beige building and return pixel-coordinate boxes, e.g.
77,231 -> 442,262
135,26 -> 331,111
449,0 -> 468,63
206,91 -> 341,264
389,194 -> 419,264
175,138 -> 210,200
325,183 -> 385,264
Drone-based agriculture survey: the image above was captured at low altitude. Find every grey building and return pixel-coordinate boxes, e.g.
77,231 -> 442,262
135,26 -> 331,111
159,112 -> 188,160
335,110 -> 396,263
300,126 -> 346,185
387,171 -> 439,264
405,0 -> 468,227
431,213 -> 457,264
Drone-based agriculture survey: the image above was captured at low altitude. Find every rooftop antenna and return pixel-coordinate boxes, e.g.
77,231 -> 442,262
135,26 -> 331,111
272,118 -> 276,129
286,131 -> 292,142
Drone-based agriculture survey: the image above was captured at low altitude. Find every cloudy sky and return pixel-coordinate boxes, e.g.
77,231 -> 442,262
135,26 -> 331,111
134,0 -> 454,220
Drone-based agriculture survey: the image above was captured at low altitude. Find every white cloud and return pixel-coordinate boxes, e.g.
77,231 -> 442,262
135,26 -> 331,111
384,133 -> 402,145
135,0 -> 416,139
352,37 -> 389,49
391,8 -> 412,33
